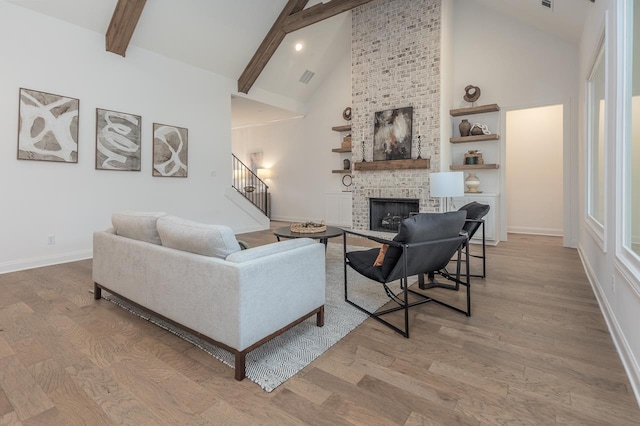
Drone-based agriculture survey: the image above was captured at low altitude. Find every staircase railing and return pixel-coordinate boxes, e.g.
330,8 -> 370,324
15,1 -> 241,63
232,154 -> 269,217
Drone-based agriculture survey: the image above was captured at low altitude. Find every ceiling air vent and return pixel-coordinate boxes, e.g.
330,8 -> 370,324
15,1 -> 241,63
541,0 -> 552,10
299,70 -> 315,84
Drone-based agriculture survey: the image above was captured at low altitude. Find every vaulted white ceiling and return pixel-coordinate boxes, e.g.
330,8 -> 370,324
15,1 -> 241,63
8,0 -> 591,125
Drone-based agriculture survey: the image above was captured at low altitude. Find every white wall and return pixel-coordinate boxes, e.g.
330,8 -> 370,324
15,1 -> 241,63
452,0 -> 579,245
0,4 -> 263,273
578,0 -> 640,406
506,105 -> 564,235
232,53 -> 352,224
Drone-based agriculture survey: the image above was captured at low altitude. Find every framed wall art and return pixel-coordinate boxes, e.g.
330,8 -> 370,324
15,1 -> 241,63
95,108 -> 141,171
373,106 -> 413,161
152,123 -> 188,177
17,88 -> 79,163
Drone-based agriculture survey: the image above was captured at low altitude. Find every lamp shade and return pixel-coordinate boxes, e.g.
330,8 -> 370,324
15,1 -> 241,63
430,172 -> 464,198
257,168 -> 272,179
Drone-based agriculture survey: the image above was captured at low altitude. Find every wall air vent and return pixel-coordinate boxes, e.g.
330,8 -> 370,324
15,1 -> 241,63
541,0 -> 552,10
299,70 -> 315,84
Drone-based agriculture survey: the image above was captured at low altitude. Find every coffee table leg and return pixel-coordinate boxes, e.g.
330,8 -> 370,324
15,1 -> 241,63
320,238 -> 328,251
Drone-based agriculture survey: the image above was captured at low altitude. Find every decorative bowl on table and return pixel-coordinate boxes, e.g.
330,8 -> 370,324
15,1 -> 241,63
290,221 -> 327,234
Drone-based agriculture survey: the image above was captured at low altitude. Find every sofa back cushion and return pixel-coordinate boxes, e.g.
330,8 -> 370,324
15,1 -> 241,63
112,211 -> 168,245
157,215 -> 241,259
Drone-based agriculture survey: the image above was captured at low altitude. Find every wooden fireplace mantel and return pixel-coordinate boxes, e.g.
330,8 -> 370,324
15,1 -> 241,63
353,158 -> 430,171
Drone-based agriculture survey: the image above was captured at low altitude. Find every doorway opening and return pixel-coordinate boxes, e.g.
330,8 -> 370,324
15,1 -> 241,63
505,104 -> 564,237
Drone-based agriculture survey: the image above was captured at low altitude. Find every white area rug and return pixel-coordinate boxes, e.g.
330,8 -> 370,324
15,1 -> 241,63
104,242 -> 401,392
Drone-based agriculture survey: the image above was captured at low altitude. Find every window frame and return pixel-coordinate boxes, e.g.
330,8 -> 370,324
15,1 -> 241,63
585,27 -> 608,252
616,0 -> 640,284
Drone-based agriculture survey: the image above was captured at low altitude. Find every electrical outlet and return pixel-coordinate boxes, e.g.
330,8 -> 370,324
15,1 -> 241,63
47,235 -> 55,245
210,170 -> 217,177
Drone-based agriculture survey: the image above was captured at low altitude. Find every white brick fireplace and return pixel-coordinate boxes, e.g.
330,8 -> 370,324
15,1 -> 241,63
351,0 -> 442,230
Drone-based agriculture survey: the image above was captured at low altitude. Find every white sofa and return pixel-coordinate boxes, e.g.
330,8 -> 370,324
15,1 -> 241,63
92,212 -> 326,380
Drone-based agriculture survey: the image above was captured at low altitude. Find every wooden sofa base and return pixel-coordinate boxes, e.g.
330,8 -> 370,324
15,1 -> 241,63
94,282 -> 325,381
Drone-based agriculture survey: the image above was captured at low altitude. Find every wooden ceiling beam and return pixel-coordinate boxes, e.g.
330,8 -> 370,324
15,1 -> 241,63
281,0 -> 374,34
106,0 -> 147,57
238,0 -> 374,94
237,0 -> 309,94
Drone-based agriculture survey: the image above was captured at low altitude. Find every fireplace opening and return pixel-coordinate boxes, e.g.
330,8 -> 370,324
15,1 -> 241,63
369,198 -> 419,232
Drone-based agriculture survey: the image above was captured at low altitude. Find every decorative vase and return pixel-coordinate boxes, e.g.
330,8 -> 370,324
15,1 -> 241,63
343,158 -> 351,170
465,173 -> 480,193
459,119 -> 471,137
471,125 -> 483,136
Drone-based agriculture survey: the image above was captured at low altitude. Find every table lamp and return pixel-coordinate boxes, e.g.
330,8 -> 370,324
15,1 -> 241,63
430,171 -> 464,212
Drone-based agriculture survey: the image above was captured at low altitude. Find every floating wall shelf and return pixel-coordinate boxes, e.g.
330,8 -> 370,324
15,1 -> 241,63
331,125 -> 351,132
450,134 -> 500,144
450,164 -> 499,170
332,169 -> 352,174
332,147 -> 352,153
449,104 -> 500,117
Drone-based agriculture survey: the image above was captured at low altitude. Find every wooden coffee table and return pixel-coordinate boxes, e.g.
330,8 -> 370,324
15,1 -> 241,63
273,225 -> 344,249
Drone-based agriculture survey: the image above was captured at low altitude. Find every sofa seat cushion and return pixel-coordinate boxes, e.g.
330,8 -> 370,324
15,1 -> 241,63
157,215 -> 241,259
112,211 -> 168,245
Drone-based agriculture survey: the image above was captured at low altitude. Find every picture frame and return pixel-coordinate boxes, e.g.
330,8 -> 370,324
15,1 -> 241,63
152,123 -> 188,177
17,88 -> 79,163
373,106 -> 413,161
95,108 -> 142,171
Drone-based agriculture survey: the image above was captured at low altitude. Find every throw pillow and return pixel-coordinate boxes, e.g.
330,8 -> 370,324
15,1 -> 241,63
373,244 -> 389,267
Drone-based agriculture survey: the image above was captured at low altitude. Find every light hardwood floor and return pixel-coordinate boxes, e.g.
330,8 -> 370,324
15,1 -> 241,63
0,223 -> 639,425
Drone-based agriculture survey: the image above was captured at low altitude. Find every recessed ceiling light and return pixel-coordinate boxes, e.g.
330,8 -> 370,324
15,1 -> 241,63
295,43 -> 303,52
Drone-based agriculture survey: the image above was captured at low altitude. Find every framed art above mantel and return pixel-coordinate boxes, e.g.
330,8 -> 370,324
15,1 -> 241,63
373,107 -> 413,161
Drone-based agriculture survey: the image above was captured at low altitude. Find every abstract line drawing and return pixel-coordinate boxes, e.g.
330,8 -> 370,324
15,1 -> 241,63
18,88 -> 79,163
152,123 -> 188,177
96,108 -> 141,171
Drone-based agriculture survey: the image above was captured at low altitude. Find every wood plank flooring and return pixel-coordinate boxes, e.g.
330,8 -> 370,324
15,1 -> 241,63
0,223 -> 639,425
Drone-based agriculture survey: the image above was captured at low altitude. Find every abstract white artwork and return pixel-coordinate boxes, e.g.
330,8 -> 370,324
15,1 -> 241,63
96,108 -> 141,171
152,123 -> 188,177
373,106 -> 413,161
18,88 -> 79,163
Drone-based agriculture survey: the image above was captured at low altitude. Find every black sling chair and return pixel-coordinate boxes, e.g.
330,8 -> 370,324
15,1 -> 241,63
458,201 -> 490,278
421,202 -> 491,290
343,211 -> 470,338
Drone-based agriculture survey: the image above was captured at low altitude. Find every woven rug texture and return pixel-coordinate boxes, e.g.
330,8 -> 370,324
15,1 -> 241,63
104,242 -> 402,392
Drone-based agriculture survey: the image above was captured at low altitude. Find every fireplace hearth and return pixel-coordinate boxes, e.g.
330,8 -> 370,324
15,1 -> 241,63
369,198 -> 419,232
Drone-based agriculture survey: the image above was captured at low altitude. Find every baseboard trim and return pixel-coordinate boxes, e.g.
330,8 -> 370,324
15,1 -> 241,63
0,250 -> 93,275
507,226 -> 563,236
578,246 -> 640,408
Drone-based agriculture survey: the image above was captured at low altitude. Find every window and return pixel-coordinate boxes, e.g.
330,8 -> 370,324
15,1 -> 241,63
587,39 -> 606,230
628,3 -> 640,257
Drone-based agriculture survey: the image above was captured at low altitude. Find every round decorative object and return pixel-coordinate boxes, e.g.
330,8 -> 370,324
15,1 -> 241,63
342,174 -> 352,190
342,107 -> 352,121
470,122 -> 490,135
471,126 -> 484,136
465,173 -> 481,193
459,119 -> 471,137
463,85 -> 481,103
290,221 -> 327,234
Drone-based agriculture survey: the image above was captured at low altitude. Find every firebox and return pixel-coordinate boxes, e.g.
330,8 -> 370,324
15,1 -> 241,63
369,198 -> 419,232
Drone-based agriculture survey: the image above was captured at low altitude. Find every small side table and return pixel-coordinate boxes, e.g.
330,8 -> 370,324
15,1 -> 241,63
273,226 -> 344,249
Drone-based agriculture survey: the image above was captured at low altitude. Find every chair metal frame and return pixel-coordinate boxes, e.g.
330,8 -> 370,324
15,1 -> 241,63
343,230 -> 470,338
465,218 -> 486,278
